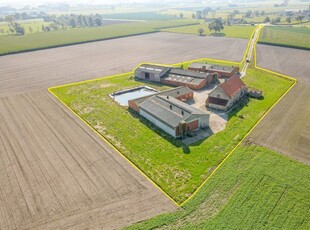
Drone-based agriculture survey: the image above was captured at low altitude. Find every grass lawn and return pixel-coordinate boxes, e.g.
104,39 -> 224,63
162,24 -> 256,39
51,61 -> 293,204
259,26 -> 310,49
0,20 -> 196,55
126,144 -> 310,229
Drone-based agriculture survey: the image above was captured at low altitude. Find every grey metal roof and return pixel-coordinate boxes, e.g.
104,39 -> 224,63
136,64 -> 169,75
189,62 -> 236,73
132,86 -> 192,106
139,95 -> 207,128
168,68 -> 209,79
189,63 -> 213,69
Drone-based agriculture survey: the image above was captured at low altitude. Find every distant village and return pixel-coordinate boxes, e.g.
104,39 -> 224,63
112,62 -> 262,140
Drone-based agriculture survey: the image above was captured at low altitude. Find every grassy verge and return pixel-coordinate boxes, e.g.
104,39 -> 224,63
162,24 -> 256,39
51,62 -> 293,204
258,26 -> 310,50
0,20 -> 196,55
126,144 -> 310,229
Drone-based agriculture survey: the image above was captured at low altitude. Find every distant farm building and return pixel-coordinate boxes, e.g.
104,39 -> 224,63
128,87 -> 209,138
206,75 -> 247,111
188,62 -> 239,78
134,64 -> 214,90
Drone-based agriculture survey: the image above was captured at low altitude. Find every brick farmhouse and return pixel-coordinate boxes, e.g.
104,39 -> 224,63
206,75 -> 247,111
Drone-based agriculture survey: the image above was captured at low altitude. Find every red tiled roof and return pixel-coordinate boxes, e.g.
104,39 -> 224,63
208,97 -> 229,106
220,75 -> 246,97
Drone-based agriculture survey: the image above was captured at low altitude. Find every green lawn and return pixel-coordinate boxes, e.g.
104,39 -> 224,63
51,62 -> 293,204
0,20 -> 196,55
126,145 -> 310,229
259,26 -> 310,49
162,24 -> 256,39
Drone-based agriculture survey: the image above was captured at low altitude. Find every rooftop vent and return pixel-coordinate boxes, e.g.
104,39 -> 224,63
170,105 -> 172,110
167,96 -> 169,99
177,91 -> 179,94
181,111 -> 184,116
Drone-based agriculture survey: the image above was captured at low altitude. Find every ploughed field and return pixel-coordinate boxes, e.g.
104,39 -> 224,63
0,90 -> 176,230
249,44 -> 310,164
0,32 -> 247,97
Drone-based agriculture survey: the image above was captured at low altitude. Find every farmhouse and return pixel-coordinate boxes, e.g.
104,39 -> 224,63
206,75 -> 247,111
128,86 -> 209,138
188,62 -> 239,78
134,64 -> 213,90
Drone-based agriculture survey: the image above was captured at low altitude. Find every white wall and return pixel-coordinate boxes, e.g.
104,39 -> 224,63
140,109 -> 176,137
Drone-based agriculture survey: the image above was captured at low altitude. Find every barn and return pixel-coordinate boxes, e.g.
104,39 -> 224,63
134,64 -> 170,82
188,62 -> 239,78
128,86 -> 209,138
139,95 -> 209,138
206,75 -> 247,111
134,64 -> 214,90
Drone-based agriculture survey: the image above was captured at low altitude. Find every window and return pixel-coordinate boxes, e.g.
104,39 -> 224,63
145,72 -> 150,80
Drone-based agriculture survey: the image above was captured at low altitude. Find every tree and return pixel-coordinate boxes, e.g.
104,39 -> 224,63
94,17 -> 102,26
180,12 -> 183,18
196,11 -> 202,19
15,25 -> 25,35
296,15 -> 305,23
69,17 -> 77,28
273,17 -> 281,24
88,16 -> 95,27
197,28 -> 204,36
264,16 -> 271,23
208,18 -> 224,34
254,10 -> 260,17
245,10 -> 253,18
261,10 -> 266,16
29,26 -> 33,33
192,13 -> 196,19
286,17 -> 291,23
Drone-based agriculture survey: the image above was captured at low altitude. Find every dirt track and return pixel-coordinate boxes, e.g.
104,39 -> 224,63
0,90 -> 176,229
0,32 -> 247,98
249,45 -> 310,164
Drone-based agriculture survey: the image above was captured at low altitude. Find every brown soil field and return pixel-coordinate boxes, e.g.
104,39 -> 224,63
0,32 -> 247,98
0,90 -> 176,230
249,45 -> 310,164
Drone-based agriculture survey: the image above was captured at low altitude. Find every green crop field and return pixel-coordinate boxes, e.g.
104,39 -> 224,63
51,62 -> 293,204
126,144 -> 310,229
163,25 -> 255,39
0,21 -> 50,35
101,11 -> 177,20
259,26 -> 310,49
0,20 -> 196,55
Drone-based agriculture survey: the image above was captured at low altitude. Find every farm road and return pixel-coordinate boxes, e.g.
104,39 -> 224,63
249,45 -> 310,164
0,33 -> 247,229
0,32 -> 247,98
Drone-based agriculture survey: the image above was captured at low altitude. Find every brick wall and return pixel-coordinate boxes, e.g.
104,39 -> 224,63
128,100 -> 139,112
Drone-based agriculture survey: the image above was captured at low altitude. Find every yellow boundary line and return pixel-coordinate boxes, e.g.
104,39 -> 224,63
48,24 -> 297,207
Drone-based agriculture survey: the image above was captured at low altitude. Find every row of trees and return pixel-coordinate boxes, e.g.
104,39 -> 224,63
3,13 -> 107,36
263,15 -> 306,24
